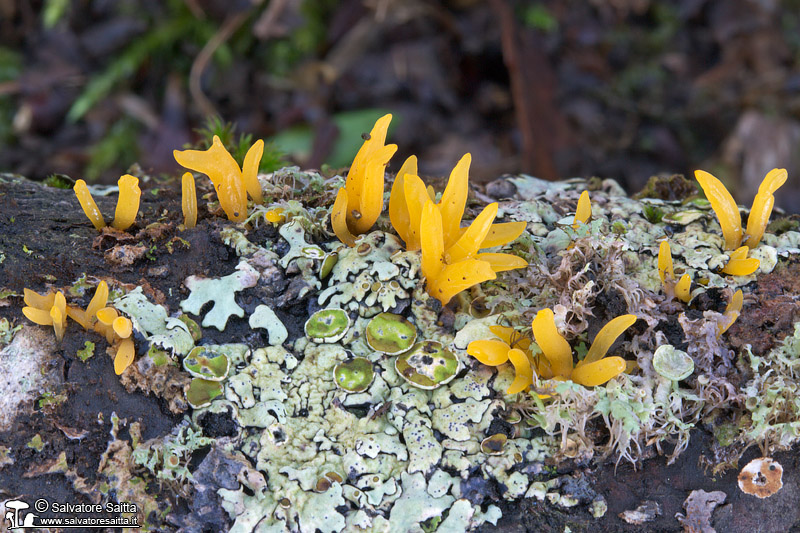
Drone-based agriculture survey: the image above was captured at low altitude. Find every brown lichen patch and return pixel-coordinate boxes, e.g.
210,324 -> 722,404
675,490 -> 727,533
738,457 -> 783,499
104,244 -> 147,267
727,259 -> 800,355
119,356 -> 190,414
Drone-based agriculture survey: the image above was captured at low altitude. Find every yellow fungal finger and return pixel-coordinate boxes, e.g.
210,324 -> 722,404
73,179 -> 106,230
718,289 -> 743,336
488,325 -> 531,351
331,188 -> 356,247
352,143 -> 397,235
389,155 -> 418,245
24,288 -> 55,310
694,169 -> 742,250
475,252 -> 528,273
403,174 -> 432,251
53,291 -> 66,318
113,316 -> 132,339
579,314 -> 636,368
182,173 -> 197,229
96,306 -> 119,326
428,259 -> 495,305
445,203 -> 498,263
420,200 -> 445,283
675,274 -> 692,303
571,356 -> 626,387
427,185 -> 436,201
50,305 -> 65,341
658,240 -> 673,284
506,347 -> 533,394
265,208 -> 285,224
467,339 -> 511,366
23,306 -> 54,326
531,308 -> 573,379
114,338 -> 135,375
112,174 -> 141,231
572,190 -> 591,228
480,221 -> 527,249
86,281 -> 109,323
438,153 -> 471,249
242,139 -> 264,203
744,191 -> 774,250
66,305 -> 91,330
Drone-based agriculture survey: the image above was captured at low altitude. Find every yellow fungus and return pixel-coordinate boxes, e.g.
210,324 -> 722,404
694,170 -> 742,250
506,348 -> 533,394
265,208 -> 285,224
22,306 -> 53,325
96,306 -> 118,325
429,260 -> 496,305
420,200 -> 445,283
467,339 -> 511,366
744,168 -> 788,249
721,246 -> 760,276
657,241 -> 674,284
480,222 -> 527,248
66,306 -> 91,329
571,357 -> 626,387
331,188 -> 356,247
173,135 -> 252,222
445,203 -> 498,263
718,289 -> 744,336
182,173 -> 197,229
577,314 -> 636,368
241,139 -> 264,204
113,316 -> 132,339
50,305 -> 65,341
112,174 -> 141,231
24,288 -> 55,310
438,153 -> 471,249
531,308 -> 573,379
401,174 -> 432,251
572,190 -> 591,228
388,155 -> 419,246
474,253 -> 528,273
489,325 -> 532,351
675,274 -> 692,302
85,281 -> 109,323
114,338 -> 135,375
73,179 -> 106,230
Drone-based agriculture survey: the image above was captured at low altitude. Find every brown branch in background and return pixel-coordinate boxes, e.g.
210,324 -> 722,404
189,11 -> 250,119
253,0 -> 292,40
490,0 -> 562,180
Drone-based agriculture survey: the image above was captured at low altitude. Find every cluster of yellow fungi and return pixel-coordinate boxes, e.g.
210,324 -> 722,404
658,241 -> 692,303
694,168 -> 787,276
333,114 -> 529,304
23,282 -> 135,374
73,174 -> 141,231
467,309 -> 636,394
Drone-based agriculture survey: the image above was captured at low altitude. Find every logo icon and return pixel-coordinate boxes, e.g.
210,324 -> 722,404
4,499 -> 38,530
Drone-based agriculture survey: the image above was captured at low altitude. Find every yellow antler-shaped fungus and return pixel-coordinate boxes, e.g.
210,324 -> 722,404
74,180 -> 106,230
332,114 -> 397,246
112,174 -> 141,231
717,289 -> 743,336
531,308 -> 573,379
22,289 -> 67,341
174,135 -> 263,223
466,339 -> 534,394
744,168 -> 787,249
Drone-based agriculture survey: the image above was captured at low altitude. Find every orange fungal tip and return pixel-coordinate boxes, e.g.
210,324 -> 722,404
694,169 -> 742,250
182,173 -> 197,229
467,339 -> 511,366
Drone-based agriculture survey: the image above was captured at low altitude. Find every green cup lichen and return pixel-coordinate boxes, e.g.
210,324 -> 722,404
183,347 -> 231,381
395,341 -> 460,390
333,357 -> 375,393
305,308 -> 351,343
186,378 -> 224,409
366,312 -> 417,355
652,344 -> 694,381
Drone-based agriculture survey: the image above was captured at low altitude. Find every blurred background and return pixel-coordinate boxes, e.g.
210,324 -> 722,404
1,0 -> 799,212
